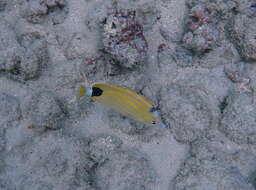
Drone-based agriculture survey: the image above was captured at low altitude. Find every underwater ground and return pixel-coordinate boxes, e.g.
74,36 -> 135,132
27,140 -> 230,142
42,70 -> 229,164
1,0 -> 256,189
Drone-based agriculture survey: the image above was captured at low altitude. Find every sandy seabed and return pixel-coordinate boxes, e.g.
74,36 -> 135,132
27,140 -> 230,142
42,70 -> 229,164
0,0 -> 256,189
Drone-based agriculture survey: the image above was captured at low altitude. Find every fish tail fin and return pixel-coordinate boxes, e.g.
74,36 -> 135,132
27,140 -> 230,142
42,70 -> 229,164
159,120 -> 167,128
152,109 -> 167,128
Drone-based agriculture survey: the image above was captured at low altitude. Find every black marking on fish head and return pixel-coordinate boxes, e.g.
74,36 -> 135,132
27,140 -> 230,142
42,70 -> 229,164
92,87 -> 103,97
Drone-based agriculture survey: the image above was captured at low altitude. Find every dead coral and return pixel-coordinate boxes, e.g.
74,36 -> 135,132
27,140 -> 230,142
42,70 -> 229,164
228,14 -> 256,61
26,91 -> 66,131
102,9 -> 148,69
20,0 -> 68,25
160,84 -> 220,143
0,133 -> 94,190
220,91 -> 256,145
183,4 -> 221,54
0,20 -> 49,81
172,138 -> 256,189
94,148 -> 157,190
18,31 -> 49,80
79,54 -> 119,83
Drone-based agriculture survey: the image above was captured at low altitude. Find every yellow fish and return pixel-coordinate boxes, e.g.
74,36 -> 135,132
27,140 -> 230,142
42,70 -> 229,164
79,83 -> 165,127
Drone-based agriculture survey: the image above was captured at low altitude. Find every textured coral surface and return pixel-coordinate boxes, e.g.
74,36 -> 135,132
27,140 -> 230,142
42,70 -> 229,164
1,0 -> 256,190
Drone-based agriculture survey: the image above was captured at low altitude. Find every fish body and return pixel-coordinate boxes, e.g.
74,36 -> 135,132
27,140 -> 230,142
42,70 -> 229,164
79,83 -> 165,127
